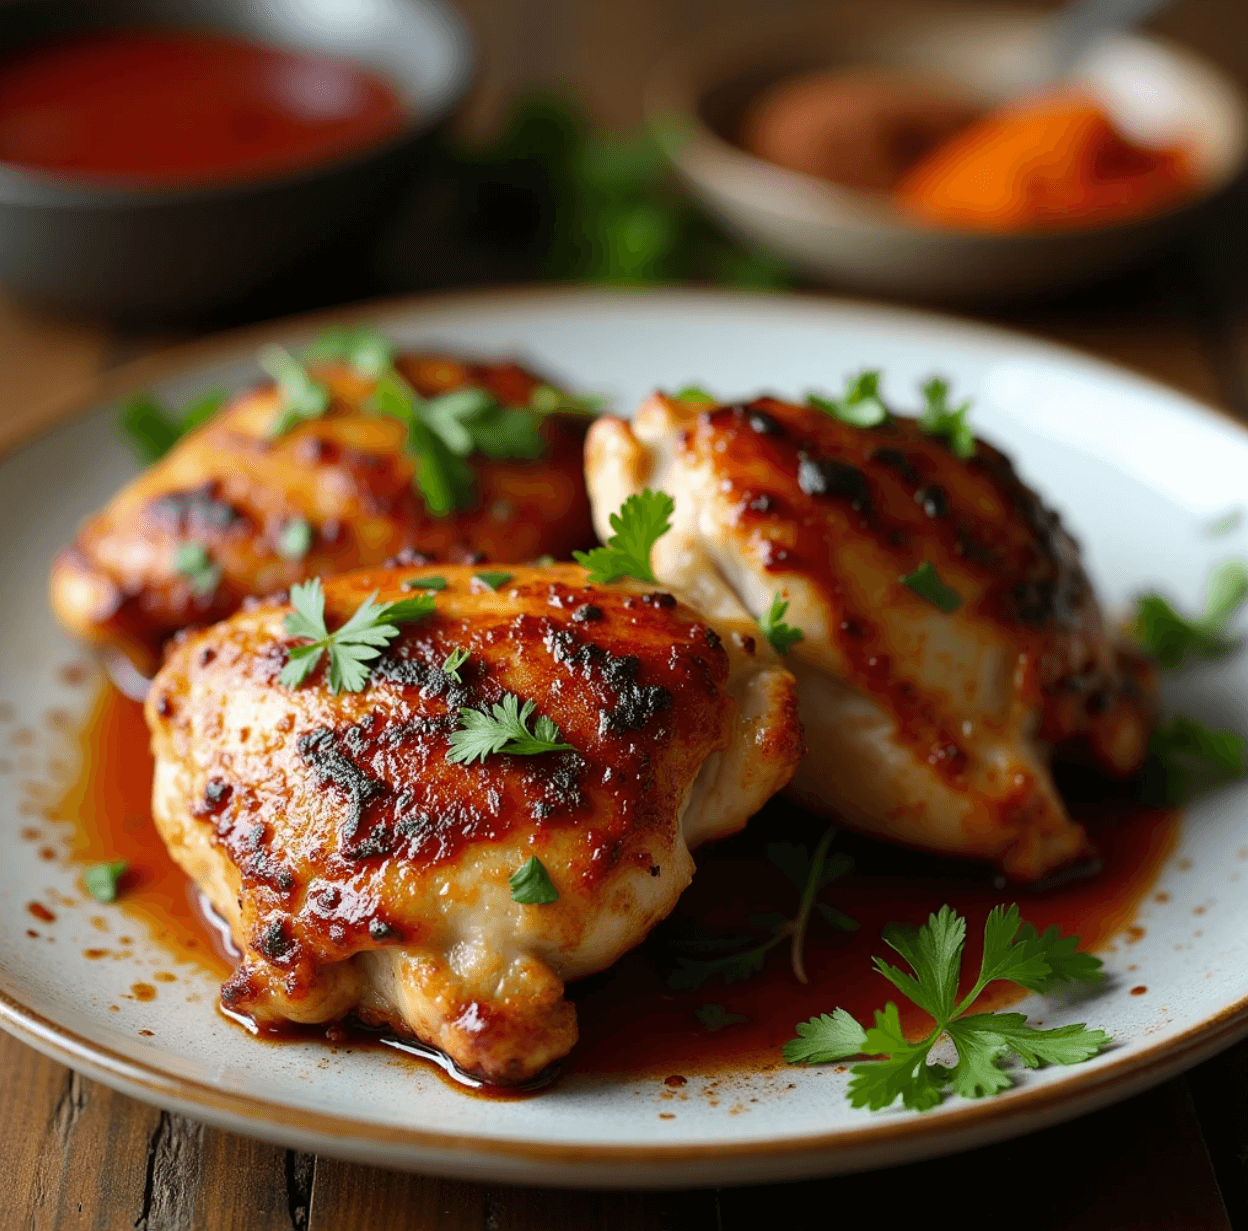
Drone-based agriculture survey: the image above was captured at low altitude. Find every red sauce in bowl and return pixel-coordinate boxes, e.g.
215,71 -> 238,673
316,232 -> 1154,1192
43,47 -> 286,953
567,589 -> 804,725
0,31 -> 408,187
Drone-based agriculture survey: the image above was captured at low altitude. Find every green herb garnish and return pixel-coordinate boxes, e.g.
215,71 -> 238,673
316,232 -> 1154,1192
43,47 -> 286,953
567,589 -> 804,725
785,904 -> 1108,1111
530,384 -> 604,415
674,385 -> 716,404
474,571 -> 514,591
695,1004 -> 747,1031
668,826 -> 855,990
275,517 -> 313,562
279,578 -> 435,694
301,327 -> 396,378
119,389 -> 226,462
84,860 -> 128,904
509,856 -> 559,905
759,593 -> 804,655
446,693 -> 574,765
261,345 -> 331,439
1131,558 -> 1248,667
1141,713 -> 1247,805
441,646 -> 470,681
809,371 -> 889,428
574,489 -> 675,585
1207,509 -> 1242,537
918,378 -> 975,459
174,543 -> 221,598
900,562 -> 962,613
402,576 -> 448,592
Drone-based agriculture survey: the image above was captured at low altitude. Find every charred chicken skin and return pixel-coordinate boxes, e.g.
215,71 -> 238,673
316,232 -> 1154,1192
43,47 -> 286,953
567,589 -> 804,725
145,564 -> 802,1084
52,356 -> 596,679
585,393 -> 1154,883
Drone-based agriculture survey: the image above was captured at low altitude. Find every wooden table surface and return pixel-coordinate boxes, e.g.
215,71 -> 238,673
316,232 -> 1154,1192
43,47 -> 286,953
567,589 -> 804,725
6,1 -> 1248,1226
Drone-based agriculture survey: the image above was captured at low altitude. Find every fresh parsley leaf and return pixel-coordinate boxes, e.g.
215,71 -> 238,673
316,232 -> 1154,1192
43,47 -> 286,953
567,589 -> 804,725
509,855 -> 559,904
900,562 -> 962,613
278,578 -> 435,694
119,389 -> 225,462
83,860 -> 128,903
533,555 -> 556,567
374,372 -> 477,516
1131,559 -> 1248,667
918,378 -> 975,458
674,385 -> 716,404
276,517 -> 313,562
1141,713 -> 1247,805
759,593 -> 804,654
808,371 -> 889,428
261,345 -> 330,438
787,904 -> 1109,1112
442,646 -> 470,681
667,827 -> 853,989
530,384 -> 605,415
174,543 -> 221,597
574,489 -> 675,584
402,575 -> 448,591
474,571 -> 514,591
446,693 -> 574,765
695,1004 -> 748,1031
302,326 -> 396,378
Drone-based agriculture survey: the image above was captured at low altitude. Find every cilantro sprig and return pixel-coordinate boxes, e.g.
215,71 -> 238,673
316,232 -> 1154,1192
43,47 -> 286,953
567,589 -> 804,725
808,371 -> 890,428
759,593 -> 804,655
918,378 -> 975,459
574,489 -> 675,584
279,578 -> 436,694
509,856 -> 559,904
446,693 -> 574,765
120,389 -> 225,462
84,860 -> 128,904
667,826 -> 855,989
302,326 -> 396,378
261,345 -> 331,439
174,543 -> 221,598
1131,558 -> 1248,667
785,905 -> 1109,1111
900,561 -> 962,613
1141,713 -> 1247,805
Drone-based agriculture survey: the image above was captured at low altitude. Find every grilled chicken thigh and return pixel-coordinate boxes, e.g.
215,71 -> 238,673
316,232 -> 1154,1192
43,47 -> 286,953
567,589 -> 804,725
52,355 -> 595,678
146,564 -> 802,1083
586,392 -> 1153,882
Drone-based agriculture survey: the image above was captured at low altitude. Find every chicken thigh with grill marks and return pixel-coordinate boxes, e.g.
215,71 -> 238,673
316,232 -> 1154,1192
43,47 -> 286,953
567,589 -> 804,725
585,391 -> 1154,883
52,354 -> 596,679
145,564 -> 802,1084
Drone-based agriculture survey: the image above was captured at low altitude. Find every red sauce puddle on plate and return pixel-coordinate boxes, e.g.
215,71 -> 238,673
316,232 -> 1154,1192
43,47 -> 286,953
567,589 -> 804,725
53,683 -> 1179,1091
0,31 -> 406,186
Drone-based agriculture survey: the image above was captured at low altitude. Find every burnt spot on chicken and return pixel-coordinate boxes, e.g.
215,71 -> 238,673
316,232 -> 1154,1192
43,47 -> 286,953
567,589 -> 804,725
571,603 -> 604,623
522,750 -> 587,820
746,409 -> 784,437
148,483 -> 243,534
373,646 -> 473,707
870,447 -> 919,484
298,726 -> 389,851
197,777 -> 233,815
544,627 -> 673,736
914,485 -> 949,518
796,455 -> 872,513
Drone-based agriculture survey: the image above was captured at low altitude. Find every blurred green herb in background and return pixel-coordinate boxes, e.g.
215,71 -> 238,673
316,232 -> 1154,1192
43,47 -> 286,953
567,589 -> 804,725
412,95 -> 794,290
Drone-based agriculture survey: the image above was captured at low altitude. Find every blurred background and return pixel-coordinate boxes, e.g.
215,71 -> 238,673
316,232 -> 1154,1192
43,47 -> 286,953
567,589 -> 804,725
5,0 -> 1248,434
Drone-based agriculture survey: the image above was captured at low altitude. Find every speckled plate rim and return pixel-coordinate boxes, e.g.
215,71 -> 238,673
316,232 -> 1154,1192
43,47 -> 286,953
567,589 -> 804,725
3,285 -> 1248,1189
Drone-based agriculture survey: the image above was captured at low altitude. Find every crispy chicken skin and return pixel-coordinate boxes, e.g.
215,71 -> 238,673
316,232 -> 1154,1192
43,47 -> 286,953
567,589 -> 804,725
145,564 -> 802,1084
52,356 -> 596,678
586,393 -> 1154,883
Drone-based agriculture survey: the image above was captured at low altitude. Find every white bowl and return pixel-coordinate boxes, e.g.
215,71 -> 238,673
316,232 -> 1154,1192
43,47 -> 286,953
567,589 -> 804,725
646,1 -> 1248,301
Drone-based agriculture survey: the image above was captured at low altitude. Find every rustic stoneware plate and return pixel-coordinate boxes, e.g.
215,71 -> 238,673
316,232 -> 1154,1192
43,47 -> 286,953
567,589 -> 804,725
2,288 -> 1247,1188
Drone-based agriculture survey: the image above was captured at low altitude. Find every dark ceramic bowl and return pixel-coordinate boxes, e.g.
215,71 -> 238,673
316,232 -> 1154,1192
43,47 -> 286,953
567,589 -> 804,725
0,0 -> 473,318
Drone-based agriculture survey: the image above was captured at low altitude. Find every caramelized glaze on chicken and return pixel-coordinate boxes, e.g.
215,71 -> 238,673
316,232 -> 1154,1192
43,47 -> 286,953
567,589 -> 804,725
145,564 -> 802,1083
586,393 -> 1154,882
52,356 -> 595,678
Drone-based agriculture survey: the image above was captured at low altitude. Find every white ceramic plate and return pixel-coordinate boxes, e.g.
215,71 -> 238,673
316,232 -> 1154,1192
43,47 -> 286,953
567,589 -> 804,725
3,288 -> 1247,1188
